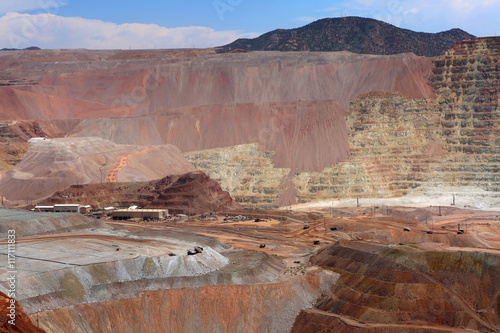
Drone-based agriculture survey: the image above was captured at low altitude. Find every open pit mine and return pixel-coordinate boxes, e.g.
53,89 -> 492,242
0,28 -> 500,333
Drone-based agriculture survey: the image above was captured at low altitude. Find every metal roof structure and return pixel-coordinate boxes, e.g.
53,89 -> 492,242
113,209 -> 167,213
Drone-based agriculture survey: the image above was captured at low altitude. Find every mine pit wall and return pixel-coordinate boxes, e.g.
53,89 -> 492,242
299,37 -> 500,205
12,250 -> 283,315
304,242 -> 500,331
2,50 -> 436,208
319,37 -> 500,205
2,39 -> 497,208
187,37 -> 500,208
35,270 -> 339,333
185,144 -> 291,209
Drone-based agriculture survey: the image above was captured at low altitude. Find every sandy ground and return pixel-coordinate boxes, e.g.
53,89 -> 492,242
106,204 -> 500,265
287,192 -> 500,211
4,204 -> 500,284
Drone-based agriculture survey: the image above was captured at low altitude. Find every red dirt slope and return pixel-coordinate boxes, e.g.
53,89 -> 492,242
0,292 -> 45,333
35,271 -> 332,333
294,241 -> 500,332
0,137 -> 196,203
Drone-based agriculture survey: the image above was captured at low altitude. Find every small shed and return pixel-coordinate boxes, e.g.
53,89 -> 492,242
80,205 -> 92,214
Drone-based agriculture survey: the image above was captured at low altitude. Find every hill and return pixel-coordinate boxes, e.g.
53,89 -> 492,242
1,46 -> 41,51
39,171 -> 237,214
0,137 -> 196,204
221,16 -> 474,57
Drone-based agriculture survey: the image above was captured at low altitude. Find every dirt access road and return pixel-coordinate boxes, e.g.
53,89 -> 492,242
106,147 -> 153,182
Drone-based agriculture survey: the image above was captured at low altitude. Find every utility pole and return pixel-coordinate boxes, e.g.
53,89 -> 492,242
452,194 -> 455,206
324,215 -> 326,235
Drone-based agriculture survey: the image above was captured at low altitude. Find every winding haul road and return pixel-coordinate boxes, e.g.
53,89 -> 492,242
106,147 -> 153,182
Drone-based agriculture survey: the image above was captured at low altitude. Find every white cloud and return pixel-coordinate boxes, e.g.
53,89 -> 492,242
404,8 -> 419,15
444,0 -> 498,11
396,0 -> 500,35
0,12 -> 257,49
0,0 -> 65,15
328,0 -> 500,36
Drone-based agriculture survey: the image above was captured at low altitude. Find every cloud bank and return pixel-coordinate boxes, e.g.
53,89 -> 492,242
319,0 -> 500,37
0,12 -> 257,49
0,0 -> 65,15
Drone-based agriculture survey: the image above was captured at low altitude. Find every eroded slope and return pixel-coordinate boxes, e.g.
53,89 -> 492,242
293,241 -> 500,332
0,137 -> 196,203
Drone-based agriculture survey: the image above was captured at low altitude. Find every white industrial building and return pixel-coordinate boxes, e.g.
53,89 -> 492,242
111,209 -> 169,220
53,204 -> 81,213
34,204 -> 82,213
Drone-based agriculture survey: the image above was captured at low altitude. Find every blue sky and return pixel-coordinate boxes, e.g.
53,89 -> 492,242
0,0 -> 499,49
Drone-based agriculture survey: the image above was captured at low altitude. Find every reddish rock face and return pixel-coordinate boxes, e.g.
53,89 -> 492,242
0,292 -> 46,333
0,49 -> 435,172
35,270 -> 335,333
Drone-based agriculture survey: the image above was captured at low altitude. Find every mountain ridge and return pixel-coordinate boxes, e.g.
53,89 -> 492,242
221,16 -> 475,57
